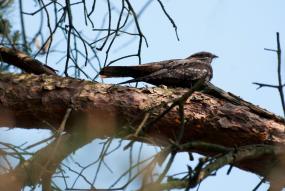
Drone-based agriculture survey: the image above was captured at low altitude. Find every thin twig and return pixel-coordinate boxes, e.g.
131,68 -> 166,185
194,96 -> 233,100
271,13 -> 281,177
18,0 -> 28,52
64,0 -> 73,76
156,0 -> 179,40
275,32 -> 285,117
252,177 -> 266,191
255,33 -> 285,117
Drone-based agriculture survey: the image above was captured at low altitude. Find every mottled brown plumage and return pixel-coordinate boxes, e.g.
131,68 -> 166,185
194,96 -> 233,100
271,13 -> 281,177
100,52 -> 217,88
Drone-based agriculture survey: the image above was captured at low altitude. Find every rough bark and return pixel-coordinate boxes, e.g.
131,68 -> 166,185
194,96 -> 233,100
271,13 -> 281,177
0,72 -> 285,185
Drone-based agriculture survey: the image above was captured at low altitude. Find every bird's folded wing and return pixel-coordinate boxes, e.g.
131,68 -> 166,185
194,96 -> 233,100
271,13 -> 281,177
118,68 -> 169,84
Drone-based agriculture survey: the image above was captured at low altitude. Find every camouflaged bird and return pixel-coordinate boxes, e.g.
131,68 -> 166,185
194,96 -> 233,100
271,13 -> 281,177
100,52 -> 218,88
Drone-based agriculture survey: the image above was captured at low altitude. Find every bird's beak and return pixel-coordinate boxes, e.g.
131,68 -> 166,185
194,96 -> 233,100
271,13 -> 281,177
213,54 -> 218,59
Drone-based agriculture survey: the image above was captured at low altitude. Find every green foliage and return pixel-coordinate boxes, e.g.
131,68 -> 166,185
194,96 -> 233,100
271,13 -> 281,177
0,0 -> 22,46
0,0 -> 13,36
0,16 -> 11,36
0,0 -> 13,10
0,0 -> 15,72
12,30 -> 20,44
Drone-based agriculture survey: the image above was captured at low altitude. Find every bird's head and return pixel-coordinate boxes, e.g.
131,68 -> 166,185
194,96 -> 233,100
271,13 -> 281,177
187,51 -> 218,63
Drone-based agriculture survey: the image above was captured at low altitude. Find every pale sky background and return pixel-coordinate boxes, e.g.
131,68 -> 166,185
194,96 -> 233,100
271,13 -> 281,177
1,0 -> 285,190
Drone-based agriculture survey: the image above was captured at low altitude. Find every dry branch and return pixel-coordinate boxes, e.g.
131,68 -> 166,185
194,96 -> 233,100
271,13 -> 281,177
0,46 -> 57,75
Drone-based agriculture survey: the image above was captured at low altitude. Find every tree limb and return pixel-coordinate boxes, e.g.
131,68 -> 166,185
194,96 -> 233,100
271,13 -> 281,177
0,72 -> 285,187
0,46 -> 57,75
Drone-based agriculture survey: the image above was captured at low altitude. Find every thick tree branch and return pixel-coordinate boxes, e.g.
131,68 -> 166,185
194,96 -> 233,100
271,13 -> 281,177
0,72 -> 285,187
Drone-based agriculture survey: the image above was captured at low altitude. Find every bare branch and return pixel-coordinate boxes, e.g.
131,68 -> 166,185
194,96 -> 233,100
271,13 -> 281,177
255,32 -> 285,117
156,0 -> 179,41
18,0 -> 28,52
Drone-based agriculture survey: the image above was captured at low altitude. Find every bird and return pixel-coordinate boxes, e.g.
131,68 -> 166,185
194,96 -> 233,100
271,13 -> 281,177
99,51 -> 218,88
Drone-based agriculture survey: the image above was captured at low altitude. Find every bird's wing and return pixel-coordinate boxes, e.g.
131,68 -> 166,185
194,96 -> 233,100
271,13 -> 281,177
101,59 -> 179,79
170,59 -> 211,81
119,59 -> 212,86
118,68 -> 170,84
142,59 -> 179,67
127,59 -> 179,73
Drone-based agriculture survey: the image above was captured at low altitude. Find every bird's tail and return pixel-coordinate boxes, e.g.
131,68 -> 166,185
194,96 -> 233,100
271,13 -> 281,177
100,66 -> 134,78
